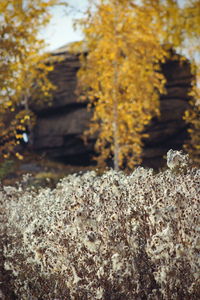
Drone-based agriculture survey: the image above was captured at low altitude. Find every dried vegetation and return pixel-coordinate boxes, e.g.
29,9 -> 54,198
0,151 -> 199,299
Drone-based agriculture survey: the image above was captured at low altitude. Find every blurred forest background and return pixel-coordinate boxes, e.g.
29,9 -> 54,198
0,0 -> 199,186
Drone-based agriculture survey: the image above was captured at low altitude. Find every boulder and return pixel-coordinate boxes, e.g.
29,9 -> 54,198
33,44 -> 193,169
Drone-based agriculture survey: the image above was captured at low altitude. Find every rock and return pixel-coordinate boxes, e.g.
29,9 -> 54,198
34,107 -> 93,159
160,86 -> 191,100
159,98 -> 189,122
161,57 -> 192,81
32,44 -> 193,169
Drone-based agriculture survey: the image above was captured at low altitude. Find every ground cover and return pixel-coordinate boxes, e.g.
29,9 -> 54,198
0,151 -> 199,299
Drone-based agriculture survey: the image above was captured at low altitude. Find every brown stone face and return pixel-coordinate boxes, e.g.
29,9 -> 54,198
32,47 -> 193,169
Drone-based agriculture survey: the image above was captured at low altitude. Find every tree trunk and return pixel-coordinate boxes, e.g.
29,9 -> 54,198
113,3 -> 120,171
113,61 -> 120,171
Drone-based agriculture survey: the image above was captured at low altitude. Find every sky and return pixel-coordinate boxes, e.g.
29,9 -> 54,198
41,0 -> 89,52
42,0 -> 189,52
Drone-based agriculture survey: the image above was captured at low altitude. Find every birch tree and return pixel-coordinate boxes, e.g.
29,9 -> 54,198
0,0 -> 60,159
143,0 -> 200,165
77,0 -> 166,170
78,0 -> 200,169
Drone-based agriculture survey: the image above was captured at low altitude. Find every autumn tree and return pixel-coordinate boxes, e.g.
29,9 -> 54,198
0,0 -> 60,159
181,1 -> 200,166
77,0 -> 167,170
77,0 -> 200,169
132,0 -> 200,165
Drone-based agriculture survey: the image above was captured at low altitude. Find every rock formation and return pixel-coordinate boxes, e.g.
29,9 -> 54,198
32,44 -> 193,169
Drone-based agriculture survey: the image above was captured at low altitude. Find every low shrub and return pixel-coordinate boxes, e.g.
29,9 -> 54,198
0,151 -> 199,299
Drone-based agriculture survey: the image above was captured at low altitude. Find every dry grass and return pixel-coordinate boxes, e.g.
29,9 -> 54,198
0,150 -> 199,299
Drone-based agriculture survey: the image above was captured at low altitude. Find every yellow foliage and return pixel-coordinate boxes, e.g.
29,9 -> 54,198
148,0 -> 200,164
15,152 -> 24,160
0,0 -> 60,159
77,0 -> 200,170
77,0 -> 167,170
